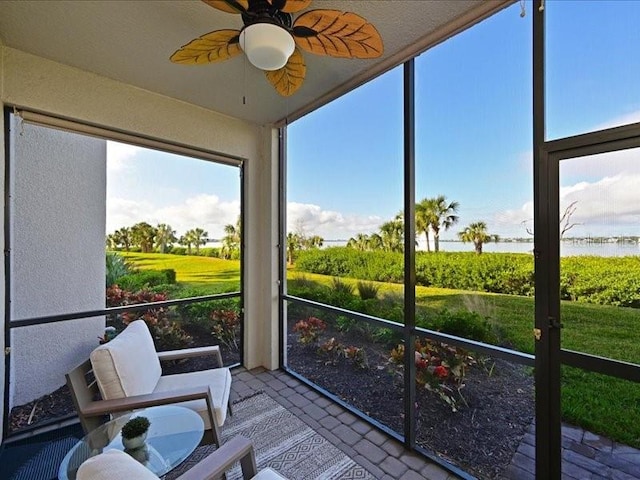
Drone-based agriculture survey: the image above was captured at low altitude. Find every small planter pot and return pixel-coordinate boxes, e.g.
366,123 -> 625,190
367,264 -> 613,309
122,431 -> 148,450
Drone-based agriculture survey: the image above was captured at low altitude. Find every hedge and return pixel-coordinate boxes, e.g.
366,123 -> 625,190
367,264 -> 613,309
295,248 -> 640,308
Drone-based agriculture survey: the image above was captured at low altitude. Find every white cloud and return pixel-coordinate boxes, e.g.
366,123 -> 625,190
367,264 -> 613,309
286,202 -> 383,240
107,141 -> 143,173
107,194 -> 240,238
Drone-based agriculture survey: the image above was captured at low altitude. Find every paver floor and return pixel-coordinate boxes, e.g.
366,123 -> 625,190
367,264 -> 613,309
502,422 -> 640,479
232,367 -> 459,480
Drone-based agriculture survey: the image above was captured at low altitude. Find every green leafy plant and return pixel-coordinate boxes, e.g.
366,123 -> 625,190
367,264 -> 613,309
121,416 -> 150,439
357,281 -> 379,300
344,345 -> 369,369
390,339 -> 475,412
318,337 -> 344,365
106,252 -> 134,287
293,317 -> 326,345
211,309 -> 240,350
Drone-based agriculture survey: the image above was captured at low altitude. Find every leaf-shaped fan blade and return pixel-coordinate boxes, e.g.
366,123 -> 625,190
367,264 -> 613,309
293,9 -> 384,59
268,0 -> 312,13
265,47 -> 306,96
201,0 -> 248,14
170,30 -> 242,64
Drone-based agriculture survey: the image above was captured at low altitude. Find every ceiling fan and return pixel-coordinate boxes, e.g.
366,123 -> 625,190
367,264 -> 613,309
170,0 -> 383,97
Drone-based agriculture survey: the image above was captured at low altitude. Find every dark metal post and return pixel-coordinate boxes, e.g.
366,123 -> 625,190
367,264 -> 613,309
3,107 -> 12,441
239,162 -> 246,368
533,5 -> 562,478
278,127 -> 287,369
403,59 -> 416,448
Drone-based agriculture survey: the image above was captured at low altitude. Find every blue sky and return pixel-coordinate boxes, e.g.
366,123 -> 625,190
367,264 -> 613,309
107,1 -> 640,242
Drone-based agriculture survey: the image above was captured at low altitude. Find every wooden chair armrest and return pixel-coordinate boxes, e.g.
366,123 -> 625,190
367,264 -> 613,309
157,346 -> 224,367
81,385 -> 213,417
176,436 -> 257,480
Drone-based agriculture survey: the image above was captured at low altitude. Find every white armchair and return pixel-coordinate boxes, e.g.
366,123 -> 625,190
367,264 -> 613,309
66,320 -> 232,446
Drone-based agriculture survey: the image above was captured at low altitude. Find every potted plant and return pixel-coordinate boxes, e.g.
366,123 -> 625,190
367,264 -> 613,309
121,416 -> 150,450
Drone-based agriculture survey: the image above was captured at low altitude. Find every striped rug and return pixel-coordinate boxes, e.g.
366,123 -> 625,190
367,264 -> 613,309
164,393 -> 374,480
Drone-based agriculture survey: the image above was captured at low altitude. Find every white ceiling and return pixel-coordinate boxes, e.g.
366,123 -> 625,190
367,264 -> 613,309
0,0 -> 508,126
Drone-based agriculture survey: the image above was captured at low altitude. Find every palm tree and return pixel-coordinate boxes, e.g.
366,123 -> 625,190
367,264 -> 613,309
305,235 -> 324,249
379,215 -> 404,253
222,217 -> 241,259
179,234 -> 194,254
416,198 -> 437,253
457,221 -> 499,254
116,227 -> 132,251
130,222 -> 156,253
184,227 -> 208,254
347,233 -> 370,251
429,195 -> 460,252
286,232 -> 302,265
155,223 -> 177,253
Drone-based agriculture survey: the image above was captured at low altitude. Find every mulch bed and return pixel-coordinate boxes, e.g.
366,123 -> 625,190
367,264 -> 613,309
8,324 -> 534,479
286,331 -> 535,480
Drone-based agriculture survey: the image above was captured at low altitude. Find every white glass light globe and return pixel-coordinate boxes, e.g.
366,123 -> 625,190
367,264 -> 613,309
239,23 -> 295,71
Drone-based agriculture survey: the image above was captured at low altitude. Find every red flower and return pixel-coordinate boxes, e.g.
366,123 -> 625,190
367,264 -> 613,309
434,365 -> 448,379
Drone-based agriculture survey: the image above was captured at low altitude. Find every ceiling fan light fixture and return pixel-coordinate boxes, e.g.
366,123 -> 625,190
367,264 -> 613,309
239,22 -> 295,71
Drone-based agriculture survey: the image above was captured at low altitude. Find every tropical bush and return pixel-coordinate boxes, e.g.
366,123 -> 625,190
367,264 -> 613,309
293,317 -> 327,345
117,269 -> 176,291
106,252 -> 134,287
390,339 -> 476,412
296,248 -> 640,308
211,309 -> 240,350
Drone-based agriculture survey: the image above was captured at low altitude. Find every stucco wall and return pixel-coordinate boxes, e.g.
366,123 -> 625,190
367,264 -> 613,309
0,47 -> 280,417
9,119 -> 106,407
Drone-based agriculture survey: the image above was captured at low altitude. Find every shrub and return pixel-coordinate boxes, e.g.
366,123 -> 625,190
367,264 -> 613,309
390,339 -> 476,412
170,246 -> 187,255
318,337 -> 344,365
357,281 -> 379,300
344,345 -> 369,369
211,309 -> 240,350
293,317 -> 326,345
118,270 -> 175,291
106,252 -> 134,287
152,320 -> 192,351
431,309 -> 496,344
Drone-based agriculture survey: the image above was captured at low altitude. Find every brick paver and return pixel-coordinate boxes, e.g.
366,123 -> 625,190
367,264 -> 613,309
232,368 -> 458,479
504,421 -> 640,480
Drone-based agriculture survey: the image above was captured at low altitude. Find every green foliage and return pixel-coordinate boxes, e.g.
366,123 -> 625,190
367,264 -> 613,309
121,416 -> 150,439
427,309 -> 497,344
391,339 -> 475,412
357,281 -> 379,300
152,321 -> 193,351
170,246 -> 187,255
296,248 -> 640,309
106,252 -> 134,287
211,309 -> 240,350
317,338 -> 369,369
117,269 -> 176,291
293,317 -> 326,345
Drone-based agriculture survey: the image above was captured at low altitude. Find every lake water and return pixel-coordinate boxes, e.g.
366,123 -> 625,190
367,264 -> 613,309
322,239 -> 640,257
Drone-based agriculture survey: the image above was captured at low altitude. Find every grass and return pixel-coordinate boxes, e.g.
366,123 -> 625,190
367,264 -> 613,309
119,251 -> 240,292
120,253 -> 640,447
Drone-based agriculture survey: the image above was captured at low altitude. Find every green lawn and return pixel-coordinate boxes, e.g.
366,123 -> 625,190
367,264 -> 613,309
119,252 -> 240,291
120,253 -> 640,447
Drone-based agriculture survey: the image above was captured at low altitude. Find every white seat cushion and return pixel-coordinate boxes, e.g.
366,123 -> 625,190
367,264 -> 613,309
90,320 -> 162,400
77,449 -> 159,480
253,467 -> 289,479
154,368 -> 232,428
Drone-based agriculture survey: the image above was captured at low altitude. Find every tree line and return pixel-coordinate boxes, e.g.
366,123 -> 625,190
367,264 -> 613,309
106,222 -> 210,255
347,195 -> 498,255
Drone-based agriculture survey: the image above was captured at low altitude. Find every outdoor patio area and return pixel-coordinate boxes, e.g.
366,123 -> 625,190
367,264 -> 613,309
3,366 -> 640,480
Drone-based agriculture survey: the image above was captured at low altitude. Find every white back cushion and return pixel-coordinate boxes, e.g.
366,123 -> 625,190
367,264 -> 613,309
90,320 -> 161,399
77,449 -> 159,480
